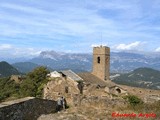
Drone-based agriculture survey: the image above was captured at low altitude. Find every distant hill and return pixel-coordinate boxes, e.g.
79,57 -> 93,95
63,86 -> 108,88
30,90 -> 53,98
12,62 -> 54,73
112,67 -> 160,90
0,61 -> 20,77
12,62 -> 40,73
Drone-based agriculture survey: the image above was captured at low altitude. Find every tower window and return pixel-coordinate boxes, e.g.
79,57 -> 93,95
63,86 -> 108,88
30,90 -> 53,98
97,57 -> 100,63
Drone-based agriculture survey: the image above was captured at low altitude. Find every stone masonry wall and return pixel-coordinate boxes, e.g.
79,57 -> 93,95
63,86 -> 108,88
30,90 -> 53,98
92,46 -> 110,81
0,97 -> 57,120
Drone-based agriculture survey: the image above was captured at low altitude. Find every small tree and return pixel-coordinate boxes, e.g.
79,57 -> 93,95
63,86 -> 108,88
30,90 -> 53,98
27,66 -> 49,84
20,66 -> 49,97
20,78 -> 36,97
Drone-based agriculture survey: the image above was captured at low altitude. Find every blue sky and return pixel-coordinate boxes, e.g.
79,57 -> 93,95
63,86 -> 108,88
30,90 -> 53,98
0,0 -> 160,58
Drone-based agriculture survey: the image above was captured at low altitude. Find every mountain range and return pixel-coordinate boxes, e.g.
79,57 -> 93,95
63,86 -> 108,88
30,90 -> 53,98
28,51 -> 92,73
1,50 -> 160,74
1,49 -> 160,90
14,50 -> 160,73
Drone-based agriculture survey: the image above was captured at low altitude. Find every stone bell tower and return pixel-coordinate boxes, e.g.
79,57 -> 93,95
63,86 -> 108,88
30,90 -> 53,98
92,45 -> 110,81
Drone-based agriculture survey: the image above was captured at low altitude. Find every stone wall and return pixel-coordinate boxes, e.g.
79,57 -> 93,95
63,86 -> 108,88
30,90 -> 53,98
72,94 -> 127,109
43,78 -> 79,105
0,97 -> 57,120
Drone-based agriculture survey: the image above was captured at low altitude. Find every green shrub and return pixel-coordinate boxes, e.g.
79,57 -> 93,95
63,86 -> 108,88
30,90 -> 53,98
20,78 -> 37,97
124,95 -> 143,106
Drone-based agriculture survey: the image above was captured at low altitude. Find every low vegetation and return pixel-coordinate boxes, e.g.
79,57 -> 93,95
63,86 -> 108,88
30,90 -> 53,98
121,95 -> 160,117
0,66 -> 50,102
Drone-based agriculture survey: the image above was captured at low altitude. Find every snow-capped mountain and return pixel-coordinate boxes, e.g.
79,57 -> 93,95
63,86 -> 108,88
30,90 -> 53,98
28,50 -> 160,73
29,51 -> 92,73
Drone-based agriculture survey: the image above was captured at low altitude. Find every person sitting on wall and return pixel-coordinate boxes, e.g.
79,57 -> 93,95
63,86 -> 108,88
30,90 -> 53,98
62,97 -> 67,109
56,97 -> 63,112
77,81 -> 84,94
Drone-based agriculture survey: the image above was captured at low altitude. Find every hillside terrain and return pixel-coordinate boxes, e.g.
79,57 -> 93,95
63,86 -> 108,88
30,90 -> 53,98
112,67 -> 160,90
0,61 -> 20,77
39,78 -> 160,120
0,64 -> 159,119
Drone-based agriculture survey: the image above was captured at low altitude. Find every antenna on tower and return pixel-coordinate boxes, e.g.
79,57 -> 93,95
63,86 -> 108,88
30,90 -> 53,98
100,32 -> 103,47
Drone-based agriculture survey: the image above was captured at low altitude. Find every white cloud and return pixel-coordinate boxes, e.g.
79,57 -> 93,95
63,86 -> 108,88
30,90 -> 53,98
0,0 -> 160,53
0,44 -> 41,58
114,41 -> 143,50
91,44 -> 107,47
0,3 -> 50,15
155,47 -> 160,52
0,44 -> 12,50
13,47 -> 41,57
